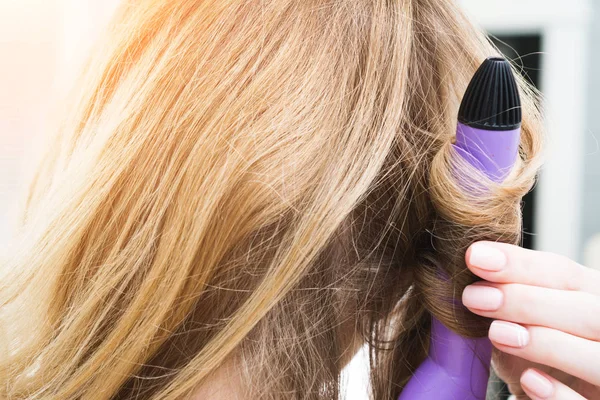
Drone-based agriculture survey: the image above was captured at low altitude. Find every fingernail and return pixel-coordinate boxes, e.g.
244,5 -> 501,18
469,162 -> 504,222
489,321 -> 529,348
520,369 -> 554,399
462,285 -> 503,311
469,243 -> 507,271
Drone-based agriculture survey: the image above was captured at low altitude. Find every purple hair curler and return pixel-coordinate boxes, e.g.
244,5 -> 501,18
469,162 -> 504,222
399,57 -> 522,399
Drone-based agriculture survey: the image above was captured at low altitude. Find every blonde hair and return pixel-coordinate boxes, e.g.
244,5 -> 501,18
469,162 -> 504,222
0,0 -> 542,399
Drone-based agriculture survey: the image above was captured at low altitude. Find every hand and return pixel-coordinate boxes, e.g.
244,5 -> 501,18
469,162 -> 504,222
461,242 -> 600,400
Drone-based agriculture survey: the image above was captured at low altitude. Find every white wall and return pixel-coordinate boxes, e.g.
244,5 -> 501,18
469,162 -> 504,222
0,0 -> 60,244
0,0 -> 120,246
581,1 -> 600,269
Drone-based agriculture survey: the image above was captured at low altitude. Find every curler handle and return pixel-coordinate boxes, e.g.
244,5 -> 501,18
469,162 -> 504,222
399,57 -> 522,400
399,318 -> 493,399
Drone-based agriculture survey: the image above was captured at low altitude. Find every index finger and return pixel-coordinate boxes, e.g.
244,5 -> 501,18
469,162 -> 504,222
465,241 -> 600,296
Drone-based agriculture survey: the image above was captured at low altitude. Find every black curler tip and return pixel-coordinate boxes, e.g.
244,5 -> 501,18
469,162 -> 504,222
458,57 -> 522,131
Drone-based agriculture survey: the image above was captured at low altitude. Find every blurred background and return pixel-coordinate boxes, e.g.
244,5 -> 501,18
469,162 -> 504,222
0,0 -> 598,399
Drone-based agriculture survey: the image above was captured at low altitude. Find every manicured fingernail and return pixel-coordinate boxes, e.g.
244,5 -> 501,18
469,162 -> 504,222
462,284 -> 503,311
468,243 -> 507,271
489,321 -> 529,348
520,369 -> 554,399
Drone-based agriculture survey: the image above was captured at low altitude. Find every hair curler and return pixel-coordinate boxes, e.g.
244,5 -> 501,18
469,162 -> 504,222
399,57 -> 522,400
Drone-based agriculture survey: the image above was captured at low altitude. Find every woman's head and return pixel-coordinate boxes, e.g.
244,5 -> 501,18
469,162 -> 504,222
1,1 -> 541,399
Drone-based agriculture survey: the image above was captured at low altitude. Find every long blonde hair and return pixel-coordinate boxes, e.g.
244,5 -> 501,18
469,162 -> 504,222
0,0 -> 542,399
